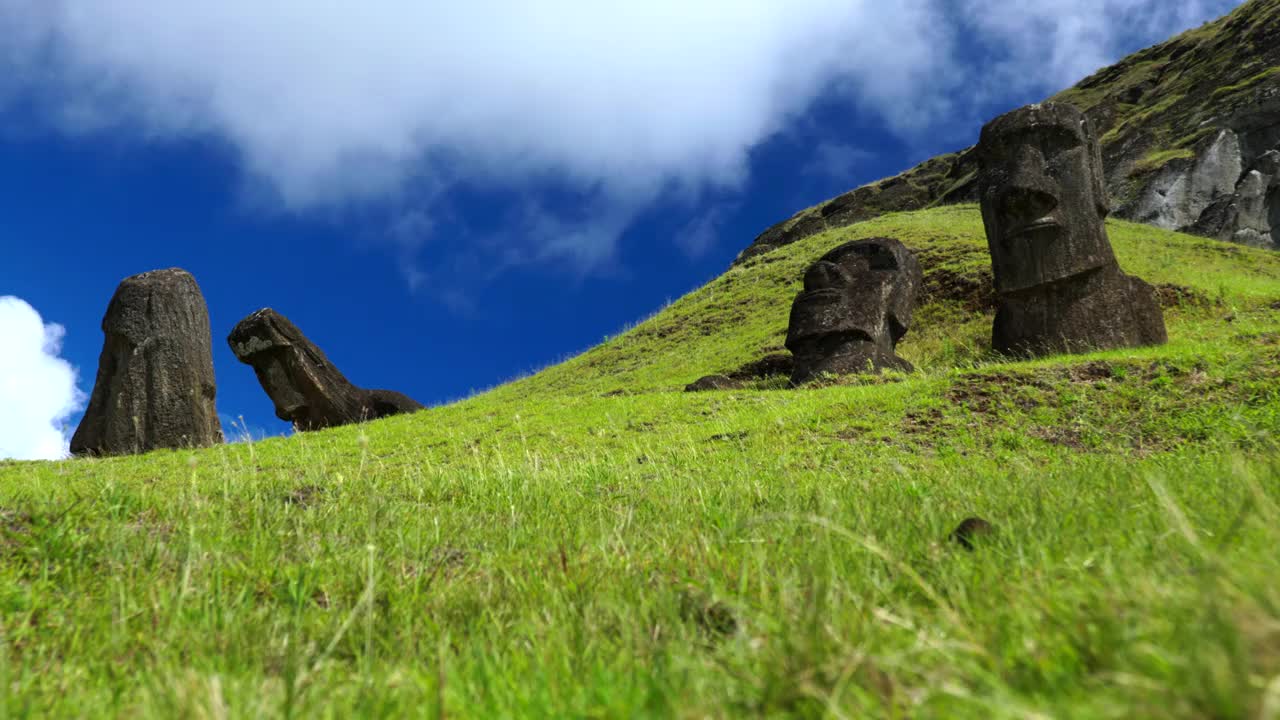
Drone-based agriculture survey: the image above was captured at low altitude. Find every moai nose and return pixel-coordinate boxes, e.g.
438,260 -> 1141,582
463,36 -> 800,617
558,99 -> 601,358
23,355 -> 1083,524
1002,145 -> 1060,222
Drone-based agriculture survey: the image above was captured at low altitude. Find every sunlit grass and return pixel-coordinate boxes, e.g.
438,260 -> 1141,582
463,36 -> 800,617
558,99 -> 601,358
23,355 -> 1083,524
1,205 -> 1279,717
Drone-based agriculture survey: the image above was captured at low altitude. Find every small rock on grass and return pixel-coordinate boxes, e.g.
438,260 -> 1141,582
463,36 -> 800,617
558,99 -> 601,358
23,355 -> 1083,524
950,516 -> 996,551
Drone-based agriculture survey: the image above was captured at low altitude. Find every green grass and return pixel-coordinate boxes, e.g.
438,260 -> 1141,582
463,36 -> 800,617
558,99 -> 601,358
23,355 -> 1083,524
3,206 -> 1280,717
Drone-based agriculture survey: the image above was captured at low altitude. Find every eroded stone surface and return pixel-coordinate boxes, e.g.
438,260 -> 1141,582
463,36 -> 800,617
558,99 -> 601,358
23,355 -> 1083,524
71,268 -> 223,456
228,308 -> 423,431
785,237 -> 922,384
978,103 -> 1167,357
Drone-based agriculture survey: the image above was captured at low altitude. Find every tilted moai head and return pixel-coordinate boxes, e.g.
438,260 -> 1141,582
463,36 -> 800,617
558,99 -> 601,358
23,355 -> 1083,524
228,308 -> 423,430
978,103 -> 1115,294
227,308 -> 362,429
785,237 -> 922,384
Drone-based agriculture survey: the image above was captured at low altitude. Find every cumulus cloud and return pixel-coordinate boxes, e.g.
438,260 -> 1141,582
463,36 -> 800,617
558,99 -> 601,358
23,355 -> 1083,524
0,1 -> 948,206
0,0 -> 1244,272
0,297 -> 85,461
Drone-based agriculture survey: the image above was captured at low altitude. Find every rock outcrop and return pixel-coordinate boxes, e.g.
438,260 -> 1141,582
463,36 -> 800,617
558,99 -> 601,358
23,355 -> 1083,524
71,268 -> 224,456
733,0 -> 1280,264
978,103 -> 1167,357
785,237 -> 922,384
228,308 -> 423,431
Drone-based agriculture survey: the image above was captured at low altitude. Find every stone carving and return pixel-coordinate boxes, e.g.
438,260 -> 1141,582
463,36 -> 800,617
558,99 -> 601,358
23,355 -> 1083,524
978,103 -> 1167,356
785,237 -> 922,385
228,308 -> 423,431
71,268 -> 224,456
684,354 -> 794,392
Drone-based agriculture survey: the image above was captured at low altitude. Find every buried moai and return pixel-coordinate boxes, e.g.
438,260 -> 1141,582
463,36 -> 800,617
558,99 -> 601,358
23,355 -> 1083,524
228,308 -> 423,431
785,237 -> 922,385
978,102 -> 1166,356
71,268 -> 224,456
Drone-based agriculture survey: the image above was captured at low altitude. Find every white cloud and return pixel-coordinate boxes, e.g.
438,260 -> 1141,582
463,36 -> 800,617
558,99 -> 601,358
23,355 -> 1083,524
0,1 -> 948,206
0,297 -> 85,461
957,0 -> 1240,97
0,1 -> 1245,273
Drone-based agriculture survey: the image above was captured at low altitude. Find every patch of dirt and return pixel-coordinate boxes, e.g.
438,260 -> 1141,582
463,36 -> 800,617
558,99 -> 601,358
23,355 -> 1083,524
1237,331 -> 1280,346
679,589 -> 738,639
1066,360 -> 1117,382
1155,283 -> 1218,309
708,430 -> 750,442
924,266 -> 996,311
284,485 -> 324,508
0,508 -> 34,548
914,245 -> 996,311
1029,425 -> 1086,450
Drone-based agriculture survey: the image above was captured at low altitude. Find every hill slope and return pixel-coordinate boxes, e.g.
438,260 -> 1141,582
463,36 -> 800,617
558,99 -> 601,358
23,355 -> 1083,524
736,0 -> 1280,262
2,207 -> 1279,717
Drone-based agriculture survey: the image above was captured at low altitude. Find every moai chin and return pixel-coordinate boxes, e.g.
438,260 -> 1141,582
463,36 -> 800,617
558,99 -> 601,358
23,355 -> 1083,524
71,268 -> 224,456
785,237 -> 922,385
228,308 -> 423,431
977,102 -> 1167,356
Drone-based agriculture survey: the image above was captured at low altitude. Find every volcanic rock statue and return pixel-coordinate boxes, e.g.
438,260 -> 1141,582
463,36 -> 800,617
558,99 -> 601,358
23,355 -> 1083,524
785,237 -> 922,385
978,103 -> 1167,356
71,268 -> 224,456
228,308 -> 423,431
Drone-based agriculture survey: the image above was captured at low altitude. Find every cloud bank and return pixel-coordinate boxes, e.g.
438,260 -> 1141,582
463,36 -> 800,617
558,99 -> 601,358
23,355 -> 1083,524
0,0 -> 1243,269
0,297 -> 84,461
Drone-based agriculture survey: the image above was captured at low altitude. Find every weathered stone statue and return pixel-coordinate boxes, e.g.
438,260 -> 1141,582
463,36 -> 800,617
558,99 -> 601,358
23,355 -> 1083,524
228,308 -> 423,431
71,268 -> 224,456
978,103 -> 1167,356
785,237 -> 922,385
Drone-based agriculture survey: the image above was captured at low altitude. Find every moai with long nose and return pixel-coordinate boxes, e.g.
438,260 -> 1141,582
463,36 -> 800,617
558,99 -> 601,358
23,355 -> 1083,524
228,308 -> 423,431
977,103 -> 1166,356
785,237 -> 923,385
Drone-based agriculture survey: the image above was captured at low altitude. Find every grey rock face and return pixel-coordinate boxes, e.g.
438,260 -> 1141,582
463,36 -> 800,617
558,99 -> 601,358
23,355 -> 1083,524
978,103 -> 1167,357
228,308 -> 423,431
1132,130 -> 1242,231
785,237 -> 922,385
1128,129 -> 1280,249
71,268 -> 224,456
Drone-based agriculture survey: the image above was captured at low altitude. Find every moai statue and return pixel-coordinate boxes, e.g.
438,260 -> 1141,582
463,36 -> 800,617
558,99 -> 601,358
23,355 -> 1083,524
71,268 -> 224,456
978,102 -> 1166,356
786,237 -> 923,385
228,308 -> 423,431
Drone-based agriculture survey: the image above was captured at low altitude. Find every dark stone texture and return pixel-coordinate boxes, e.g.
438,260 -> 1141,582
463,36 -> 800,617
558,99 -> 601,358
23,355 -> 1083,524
71,268 -> 223,456
950,517 -> 995,551
684,375 -> 736,393
228,308 -> 423,431
978,103 -> 1167,357
786,237 -> 922,385
683,354 -> 795,392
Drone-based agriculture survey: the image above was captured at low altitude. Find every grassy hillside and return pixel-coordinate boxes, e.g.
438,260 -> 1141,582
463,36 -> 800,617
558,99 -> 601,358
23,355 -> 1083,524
2,207 -> 1280,717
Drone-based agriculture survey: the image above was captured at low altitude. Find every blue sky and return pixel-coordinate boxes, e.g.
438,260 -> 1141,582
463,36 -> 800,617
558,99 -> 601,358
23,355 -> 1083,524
0,0 -> 1242,458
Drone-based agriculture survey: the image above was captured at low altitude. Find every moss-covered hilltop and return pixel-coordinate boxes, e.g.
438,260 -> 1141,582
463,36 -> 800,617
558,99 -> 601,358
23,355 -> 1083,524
737,0 -> 1280,263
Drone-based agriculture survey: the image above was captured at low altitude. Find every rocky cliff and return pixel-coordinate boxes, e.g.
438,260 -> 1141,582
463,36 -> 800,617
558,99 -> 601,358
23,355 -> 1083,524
735,0 -> 1280,264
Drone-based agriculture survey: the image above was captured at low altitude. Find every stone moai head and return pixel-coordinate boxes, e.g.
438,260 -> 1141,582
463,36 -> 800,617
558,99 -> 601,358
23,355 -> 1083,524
227,308 -> 354,428
978,103 -> 1115,294
785,237 -> 921,382
70,268 -> 223,456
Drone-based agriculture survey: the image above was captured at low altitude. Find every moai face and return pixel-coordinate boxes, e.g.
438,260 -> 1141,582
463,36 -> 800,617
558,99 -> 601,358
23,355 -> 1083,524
978,103 -> 1115,294
227,310 -> 322,425
786,238 -> 918,358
